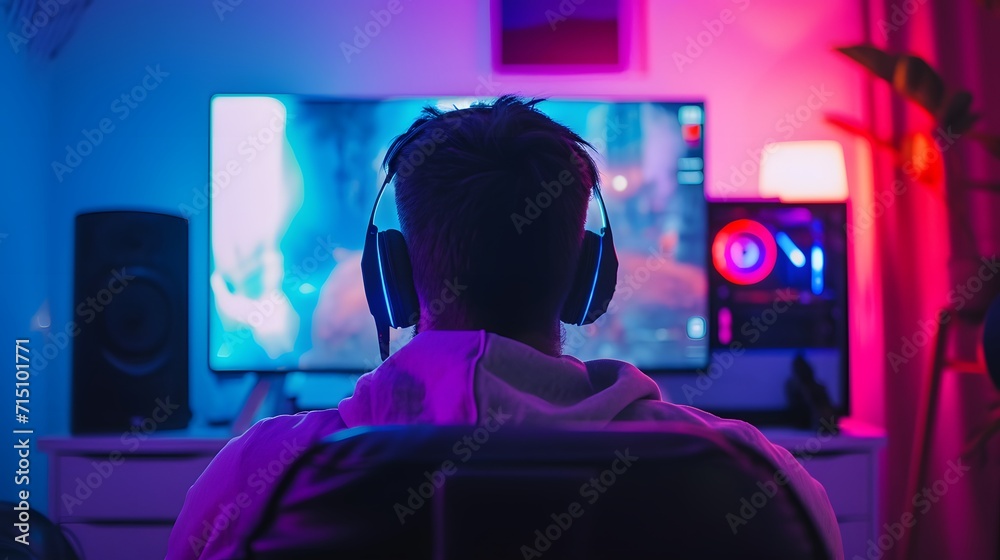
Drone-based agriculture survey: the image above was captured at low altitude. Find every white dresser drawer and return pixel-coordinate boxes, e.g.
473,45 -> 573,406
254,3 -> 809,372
62,523 -> 172,560
56,454 -> 213,520
839,519 -> 872,559
800,453 -> 871,517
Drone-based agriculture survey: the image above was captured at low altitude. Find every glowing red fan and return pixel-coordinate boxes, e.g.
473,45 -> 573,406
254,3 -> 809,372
712,219 -> 777,285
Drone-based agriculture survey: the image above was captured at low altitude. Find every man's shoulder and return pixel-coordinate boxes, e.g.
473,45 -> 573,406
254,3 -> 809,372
623,399 -> 750,429
221,408 -> 348,469
166,408 -> 348,560
618,400 -> 799,466
239,408 -> 348,442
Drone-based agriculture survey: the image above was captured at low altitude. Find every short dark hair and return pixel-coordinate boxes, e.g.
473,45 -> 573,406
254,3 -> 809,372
388,95 -> 599,336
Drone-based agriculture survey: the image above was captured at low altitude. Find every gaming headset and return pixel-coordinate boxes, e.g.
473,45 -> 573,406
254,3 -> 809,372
361,108 -> 619,361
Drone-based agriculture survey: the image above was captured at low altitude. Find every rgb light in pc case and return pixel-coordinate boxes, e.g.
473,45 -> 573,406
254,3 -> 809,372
679,202 -> 850,422
708,203 -> 847,351
711,218 -> 778,286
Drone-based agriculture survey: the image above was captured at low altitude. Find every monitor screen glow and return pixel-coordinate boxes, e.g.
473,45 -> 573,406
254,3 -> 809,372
209,96 -> 708,373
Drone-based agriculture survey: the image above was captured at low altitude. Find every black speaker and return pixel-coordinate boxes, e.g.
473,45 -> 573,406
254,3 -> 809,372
72,211 -> 191,434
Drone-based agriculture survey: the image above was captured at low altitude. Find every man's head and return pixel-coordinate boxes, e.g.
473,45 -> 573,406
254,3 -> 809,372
387,96 -> 600,351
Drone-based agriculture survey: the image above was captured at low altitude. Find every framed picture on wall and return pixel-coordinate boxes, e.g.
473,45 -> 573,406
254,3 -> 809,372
492,0 -> 630,73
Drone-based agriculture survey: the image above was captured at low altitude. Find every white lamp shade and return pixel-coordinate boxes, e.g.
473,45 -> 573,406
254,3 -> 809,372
759,140 -> 849,202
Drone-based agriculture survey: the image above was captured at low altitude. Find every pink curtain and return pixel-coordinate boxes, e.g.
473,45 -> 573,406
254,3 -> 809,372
868,1 -> 1000,558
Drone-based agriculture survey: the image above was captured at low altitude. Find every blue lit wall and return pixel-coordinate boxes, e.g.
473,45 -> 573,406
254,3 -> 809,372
0,49 -> 51,510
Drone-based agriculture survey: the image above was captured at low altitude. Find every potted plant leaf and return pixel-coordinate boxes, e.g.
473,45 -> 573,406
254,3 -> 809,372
830,43 -> 1000,560
828,44 -> 1000,320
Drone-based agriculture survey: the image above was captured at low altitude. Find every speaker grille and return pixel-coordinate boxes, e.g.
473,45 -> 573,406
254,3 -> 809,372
72,211 -> 190,433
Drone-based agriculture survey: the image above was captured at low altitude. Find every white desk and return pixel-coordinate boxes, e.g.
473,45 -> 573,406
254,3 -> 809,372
40,434 -> 226,560
763,418 -> 886,558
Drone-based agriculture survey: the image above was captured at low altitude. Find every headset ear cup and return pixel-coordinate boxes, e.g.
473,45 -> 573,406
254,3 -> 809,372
588,229 -> 618,323
361,224 -> 390,328
561,231 -> 602,325
378,229 -> 421,328
561,231 -> 619,326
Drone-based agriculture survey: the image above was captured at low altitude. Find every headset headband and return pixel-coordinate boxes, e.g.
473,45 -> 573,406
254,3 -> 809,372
370,116 -> 612,235
364,106 -> 617,361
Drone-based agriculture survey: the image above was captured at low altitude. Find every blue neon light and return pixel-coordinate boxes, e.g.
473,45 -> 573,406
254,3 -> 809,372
581,239 -> 603,324
376,240 -> 396,326
776,232 -> 806,268
811,245 -> 824,295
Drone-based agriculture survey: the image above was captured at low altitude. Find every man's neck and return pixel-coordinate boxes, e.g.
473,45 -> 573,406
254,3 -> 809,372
418,319 -> 562,357
504,328 -> 562,357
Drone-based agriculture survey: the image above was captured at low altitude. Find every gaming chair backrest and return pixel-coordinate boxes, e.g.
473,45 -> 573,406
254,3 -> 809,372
244,424 -> 829,560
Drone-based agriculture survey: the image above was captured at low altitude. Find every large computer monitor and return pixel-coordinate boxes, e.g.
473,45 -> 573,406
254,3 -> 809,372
209,95 -> 708,373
